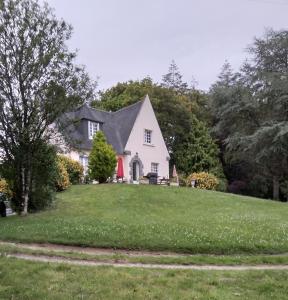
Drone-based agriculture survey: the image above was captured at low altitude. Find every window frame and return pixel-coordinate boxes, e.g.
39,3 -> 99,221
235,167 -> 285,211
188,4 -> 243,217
144,129 -> 152,144
151,162 -> 159,174
88,121 -> 100,140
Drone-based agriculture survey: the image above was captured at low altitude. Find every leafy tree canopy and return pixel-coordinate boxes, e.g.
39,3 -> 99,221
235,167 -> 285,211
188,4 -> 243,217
0,0 -> 96,214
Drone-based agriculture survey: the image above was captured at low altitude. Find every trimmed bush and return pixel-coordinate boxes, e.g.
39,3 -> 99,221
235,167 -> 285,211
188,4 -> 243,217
186,172 -> 218,190
58,155 -> 84,184
56,160 -> 70,191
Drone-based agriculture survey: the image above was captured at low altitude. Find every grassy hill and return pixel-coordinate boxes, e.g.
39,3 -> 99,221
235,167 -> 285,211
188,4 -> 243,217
0,184 -> 288,254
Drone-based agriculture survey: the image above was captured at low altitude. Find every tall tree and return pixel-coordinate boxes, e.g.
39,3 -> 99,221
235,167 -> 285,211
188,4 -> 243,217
238,29 -> 288,200
172,115 -> 221,176
210,29 -> 288,200
162,60 -> 188,93
0,0 -> 95,214
209,63 -> 259,196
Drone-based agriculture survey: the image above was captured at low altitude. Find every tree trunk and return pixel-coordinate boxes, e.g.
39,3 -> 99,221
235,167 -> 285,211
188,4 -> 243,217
273,176 -> 280,201
21,167 -> 30,216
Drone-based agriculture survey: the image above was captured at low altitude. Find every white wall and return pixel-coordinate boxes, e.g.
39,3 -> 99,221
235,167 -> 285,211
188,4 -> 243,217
124,95 -> 170,181
63,150 -> 89,161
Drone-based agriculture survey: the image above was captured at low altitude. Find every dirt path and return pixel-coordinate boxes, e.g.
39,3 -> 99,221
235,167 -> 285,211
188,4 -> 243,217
6,253 -> 288,270
2,241 -> 288,258
2,240 -> 288,270
0,241 -> 189,257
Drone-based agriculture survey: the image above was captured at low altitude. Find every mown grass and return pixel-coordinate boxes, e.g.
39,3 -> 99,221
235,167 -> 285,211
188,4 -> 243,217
0,257 -> 288,300
0,184 -> 288,254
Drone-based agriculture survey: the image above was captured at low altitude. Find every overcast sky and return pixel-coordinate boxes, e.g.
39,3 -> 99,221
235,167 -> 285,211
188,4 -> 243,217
44,0 -> 287,92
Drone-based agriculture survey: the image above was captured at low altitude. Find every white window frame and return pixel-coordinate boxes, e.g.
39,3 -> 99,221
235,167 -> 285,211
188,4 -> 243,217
151,163 -> 159,174
144,129 -> 152,144
88,121 -> 99,139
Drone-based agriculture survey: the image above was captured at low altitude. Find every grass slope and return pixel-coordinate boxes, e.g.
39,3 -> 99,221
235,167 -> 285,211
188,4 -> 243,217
0,184 -> 288,254
1,257 -> 288,300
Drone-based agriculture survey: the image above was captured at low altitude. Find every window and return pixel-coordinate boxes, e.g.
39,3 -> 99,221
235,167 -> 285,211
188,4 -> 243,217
144,129 -> 152,144
88,121 -> 99,139
151,163 -> 158,174
79,156 -> 89,175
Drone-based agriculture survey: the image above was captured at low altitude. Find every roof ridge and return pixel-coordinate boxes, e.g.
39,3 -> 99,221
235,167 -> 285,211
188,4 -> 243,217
75,102 -> 112,115
113,99 -> 144,114
87,104 -> 112,115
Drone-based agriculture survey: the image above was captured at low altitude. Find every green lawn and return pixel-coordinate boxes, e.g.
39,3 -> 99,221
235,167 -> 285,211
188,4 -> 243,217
0,184 -> 288,254
0,257 -> 288,300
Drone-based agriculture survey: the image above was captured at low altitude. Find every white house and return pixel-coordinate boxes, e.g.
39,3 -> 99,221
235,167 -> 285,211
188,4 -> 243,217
62,95 -> 170,183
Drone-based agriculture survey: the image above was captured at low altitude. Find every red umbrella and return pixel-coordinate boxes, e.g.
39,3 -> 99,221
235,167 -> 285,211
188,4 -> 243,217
117,157 -> 124,178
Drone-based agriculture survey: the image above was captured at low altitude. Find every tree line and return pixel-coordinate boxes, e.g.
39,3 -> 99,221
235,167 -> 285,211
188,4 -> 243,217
210,29 -> 288,201
92,69 -> 224,188
94,29 -> 288,201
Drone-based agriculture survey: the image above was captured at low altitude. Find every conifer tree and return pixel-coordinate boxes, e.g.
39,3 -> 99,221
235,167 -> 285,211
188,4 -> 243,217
210,29 -> 288,200
88,131 -> 117,183
162,60 -> 188,93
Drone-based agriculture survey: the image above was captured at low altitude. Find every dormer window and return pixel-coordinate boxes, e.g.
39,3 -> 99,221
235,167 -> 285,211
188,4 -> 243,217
88,121 -> 99,139
144,129 -> 152,144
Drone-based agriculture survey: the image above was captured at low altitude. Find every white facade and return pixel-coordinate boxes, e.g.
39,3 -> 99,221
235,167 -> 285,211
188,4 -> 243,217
123,95 -> 170,182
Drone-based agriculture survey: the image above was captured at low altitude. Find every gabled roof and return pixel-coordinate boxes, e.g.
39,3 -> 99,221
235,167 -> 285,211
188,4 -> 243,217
73,103 -> 110,123
111,100 -> 144,152
63,99 -> 144,154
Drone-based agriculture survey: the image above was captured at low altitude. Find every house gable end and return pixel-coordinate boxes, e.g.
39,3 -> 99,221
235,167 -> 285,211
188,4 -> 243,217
125,95 -> 170,178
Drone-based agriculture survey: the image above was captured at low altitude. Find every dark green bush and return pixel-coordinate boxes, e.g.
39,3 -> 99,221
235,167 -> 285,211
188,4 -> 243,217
28,142 -> 59,211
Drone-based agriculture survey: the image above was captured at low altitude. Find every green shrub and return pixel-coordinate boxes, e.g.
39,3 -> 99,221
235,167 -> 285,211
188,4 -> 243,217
216,177 -> 228,192
1,142 -> 59,212
210,166 -> 228,192
58,155 -> 84,184
29,143 -> 59,211
0,178 -> 12,198
186,172 -> 218,190
177,174 -> 187,187
56,160 -> 70,191
88,131 -> 117,183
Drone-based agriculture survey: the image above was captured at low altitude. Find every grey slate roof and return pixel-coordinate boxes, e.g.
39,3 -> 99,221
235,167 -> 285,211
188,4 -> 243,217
63,100 -> 144,154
